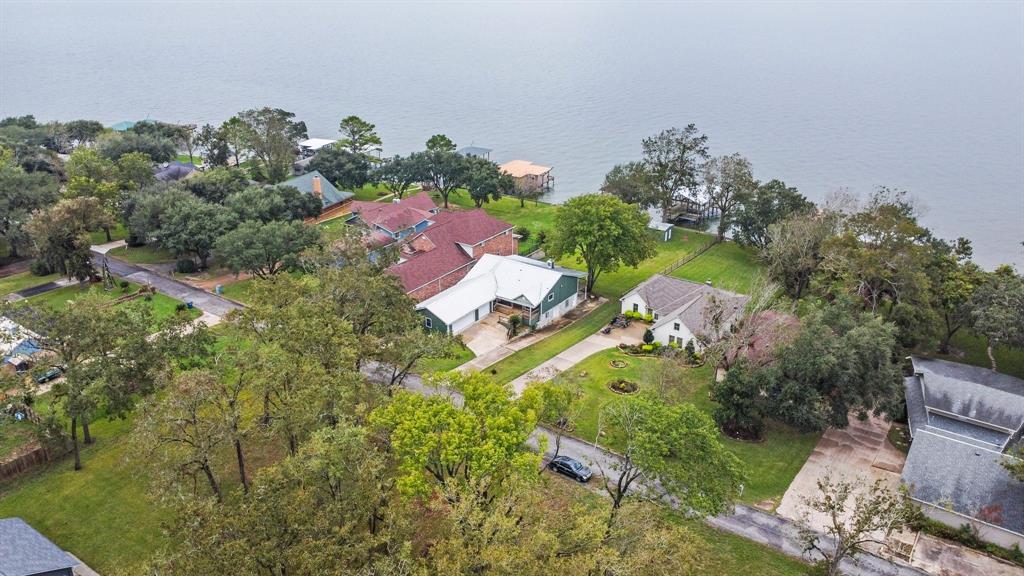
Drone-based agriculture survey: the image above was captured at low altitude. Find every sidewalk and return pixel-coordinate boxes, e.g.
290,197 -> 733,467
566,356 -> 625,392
508,322 -> 644,394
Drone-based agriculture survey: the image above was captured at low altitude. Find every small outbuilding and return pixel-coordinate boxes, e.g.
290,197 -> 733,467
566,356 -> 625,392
298,138 -> 337,158
499,160 -> 553,192
0,517 -> 78,576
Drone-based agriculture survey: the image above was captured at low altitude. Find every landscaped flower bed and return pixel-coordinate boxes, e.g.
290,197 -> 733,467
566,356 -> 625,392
609,359 -> 628,369
608,379 -> 639,394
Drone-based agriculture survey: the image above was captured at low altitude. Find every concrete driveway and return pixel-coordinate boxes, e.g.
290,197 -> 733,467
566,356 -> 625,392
508,322 -> 645,394
460,314 -> 509,356
777,415 -> 905,529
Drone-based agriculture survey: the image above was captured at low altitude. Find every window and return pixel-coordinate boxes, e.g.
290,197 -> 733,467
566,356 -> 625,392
654,313 -> 659,321
632,303 -> 639,313
673,322 -> 680,331
424,318 -> 432,329
669,335 -> 676,344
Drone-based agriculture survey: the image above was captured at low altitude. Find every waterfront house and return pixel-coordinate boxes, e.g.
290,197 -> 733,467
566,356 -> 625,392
499,159 -> 553,192
620,274 -> 748,347
283,170 -> 354,221
417,254 -> 586,335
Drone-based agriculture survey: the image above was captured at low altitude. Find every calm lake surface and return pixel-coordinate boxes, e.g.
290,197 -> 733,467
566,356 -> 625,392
1,2 -> 1021,268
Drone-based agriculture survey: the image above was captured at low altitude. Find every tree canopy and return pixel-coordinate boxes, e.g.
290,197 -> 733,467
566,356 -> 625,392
546,193 -> 656,293
337,115 -> 382,156
236,107 -> 307,183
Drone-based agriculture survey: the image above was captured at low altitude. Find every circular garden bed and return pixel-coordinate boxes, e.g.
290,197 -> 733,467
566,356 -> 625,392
608,379 -> 639,394
609,359 -> 629,369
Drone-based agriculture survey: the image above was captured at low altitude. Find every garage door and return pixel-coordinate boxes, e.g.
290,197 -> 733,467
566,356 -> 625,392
450,311 -> 477,335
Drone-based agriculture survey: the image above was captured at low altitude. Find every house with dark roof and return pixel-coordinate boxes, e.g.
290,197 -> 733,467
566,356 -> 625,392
418,254 -> 587,334
0,518 -> 78,576
619,274 -> 748,348
901,356 -> 1024,548
345,193 -> 518,301
283,170 -> 355,218
153,160 -> 196,182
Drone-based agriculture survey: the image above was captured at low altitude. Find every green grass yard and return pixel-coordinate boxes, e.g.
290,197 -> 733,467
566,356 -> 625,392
487,301 -> 618,384
88,223 -> 129,246
352,183 -> 396,201
417,342 -> 476,374
107,244 -> 177,265
318,214 -> 354,241
23,282 -> 199,329
219,277 -> 255,305
670,240 -> 765,295
924,329 -> 1024,380
554,349 -> 819,506
0,271 -> 61,296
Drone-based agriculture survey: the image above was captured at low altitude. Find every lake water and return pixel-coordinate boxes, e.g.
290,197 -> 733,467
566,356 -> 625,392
1,2 -> 1021,268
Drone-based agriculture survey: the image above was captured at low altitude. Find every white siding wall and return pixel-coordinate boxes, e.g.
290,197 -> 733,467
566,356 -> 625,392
621,293 -> 647,315
537,293 -> 579,329
651,319 -> 695,347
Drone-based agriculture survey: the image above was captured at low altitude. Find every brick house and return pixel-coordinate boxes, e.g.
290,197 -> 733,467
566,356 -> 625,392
347,192 -> 517,301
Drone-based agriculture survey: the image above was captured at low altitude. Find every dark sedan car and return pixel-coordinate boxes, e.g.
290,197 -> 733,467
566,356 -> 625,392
35,367 -> 62,384
547,455 -> 592,483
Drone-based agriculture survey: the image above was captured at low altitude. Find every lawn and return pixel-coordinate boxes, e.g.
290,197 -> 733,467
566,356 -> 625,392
0,407 -> 167,574
924,329 -> 1024,380
555,348 -> 819,507
174,153 -> 202,166
23,282 -> 199,329
219,277 -> 255,305
488,301 -> 618,384
417,342 -> 476,373
318,214 -> 354,241
670,240 -> 765,295
0,417 -> 37,459
352,183 -> 395,201
0,271 -> 61,296
107,243 -> 177,265
447,191 -> 559,255
88,222 -> 129,246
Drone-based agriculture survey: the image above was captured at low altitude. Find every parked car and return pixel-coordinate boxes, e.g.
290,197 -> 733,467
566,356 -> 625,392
547,455 -> 592,483
35,367 -> 62,384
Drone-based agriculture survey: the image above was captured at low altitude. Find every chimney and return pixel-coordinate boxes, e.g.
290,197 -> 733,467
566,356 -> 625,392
546,259 -> 554,269
311,175 -> 322,198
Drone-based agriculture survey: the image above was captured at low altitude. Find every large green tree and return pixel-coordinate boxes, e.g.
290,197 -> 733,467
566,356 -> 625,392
762,211 -> 837,299
0,149 -> 59,258
465,155 -> 510,207
640,125 -> 709,218
969,265 -> 1024,371
308,146 -> 371,190
598,396 -> 744,516
412,135 -> 468,208
158,195 -> 237,268
337,115 -> 382,156
180,166 -> 250,204
215,220 -> 320,279
236,107 -> 308,183
701,153 -> 757,241
25,197 -> 113,279
731,179 -> 813,249
374,154 -> 419,200
545,193 -> 656,293
225,185 -> 322,223
601,161 -> 653,207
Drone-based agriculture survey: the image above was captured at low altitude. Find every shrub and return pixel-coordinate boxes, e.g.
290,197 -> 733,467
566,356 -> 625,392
643,329 -> 654,344
514,225 -> 531,242
175,259 -> 198,273
535,230 -> 547,246
175,303 -> 187,312
29,259 -> 53,276
119,280 -> 130,291
641,344 -> 653,352
143,294 -> 153,302
643,313 -> 654,323
126,234 -> 146,248
668,341 -> 680,349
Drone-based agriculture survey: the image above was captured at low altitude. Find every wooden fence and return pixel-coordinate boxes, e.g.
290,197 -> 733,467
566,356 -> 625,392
658,238 -> 719,276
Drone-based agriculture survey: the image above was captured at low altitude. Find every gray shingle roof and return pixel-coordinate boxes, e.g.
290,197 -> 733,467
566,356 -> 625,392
283,170 -> 354,208
623,275 -> 749,338
902,430 -> 1024,537
912,356 -> 1024,432
0,518 -> 77,576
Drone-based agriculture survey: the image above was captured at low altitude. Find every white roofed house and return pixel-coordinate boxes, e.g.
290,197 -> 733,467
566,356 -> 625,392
298,138 -> 337,158
417,254 -> 587,335
619,274 -> 748,348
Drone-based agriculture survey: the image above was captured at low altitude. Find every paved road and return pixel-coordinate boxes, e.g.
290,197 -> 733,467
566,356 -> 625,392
395,368 -> 927,576
91,251 -> 242,319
